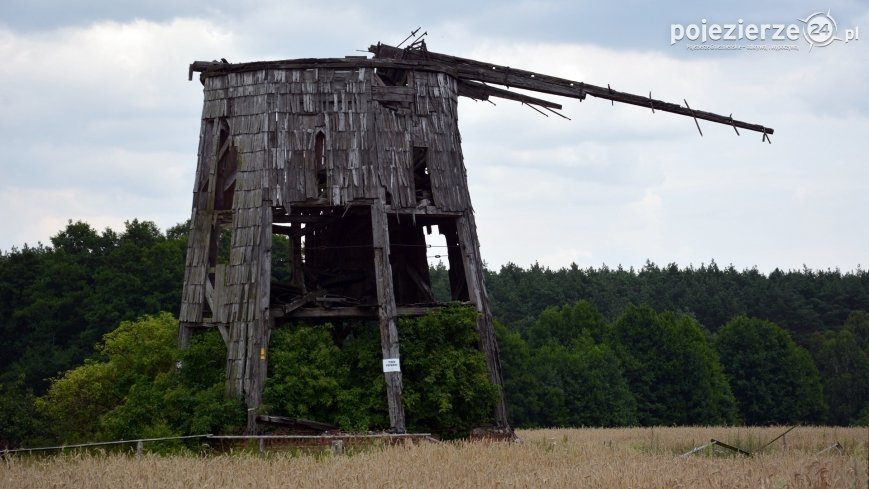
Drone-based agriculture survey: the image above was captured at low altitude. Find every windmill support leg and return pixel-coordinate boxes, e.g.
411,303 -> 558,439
371,201 -> 406,432
457,211 -> 510,429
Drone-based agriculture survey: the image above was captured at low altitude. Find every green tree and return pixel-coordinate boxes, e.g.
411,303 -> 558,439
844,310 -> 869,352
265,306 -> 498,438
264,324 -> 376,430
611,305 -> 737,425
715,316 -> 827,425
0,219 -> 186,398
813,328 -> 869,425
36,313 -> 244,444
497,301 -> 636,428
528,340 -> 637,427
397,305 -> 498,437
527,300 -> 608,348
494,321 -> 541,426
0,374 -> 43,448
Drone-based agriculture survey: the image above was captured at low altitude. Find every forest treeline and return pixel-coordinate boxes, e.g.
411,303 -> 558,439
1,220 -> 867,447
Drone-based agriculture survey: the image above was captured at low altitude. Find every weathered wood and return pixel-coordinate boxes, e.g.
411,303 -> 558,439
456,211 -> 510,428
272,305 -> 448,320
371,199 -> 406,432
386,206 -> 461,216
371,43 -> 774,136
281,289 -> 327,314
457,79 -> 562,109
371,85 -> 416,105
190,58 -> 458,81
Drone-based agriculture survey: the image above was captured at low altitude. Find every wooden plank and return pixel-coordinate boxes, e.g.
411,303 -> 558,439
371,85 -> 416,104
457,79 -> 562,109
281,289 -> 326,314
371,199 -> 406,432
190,58 -> 458,80
205,276 -> 216,314
273,305 -> 443,320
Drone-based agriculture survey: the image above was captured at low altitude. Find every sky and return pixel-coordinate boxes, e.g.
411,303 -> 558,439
1,0 -> 866,273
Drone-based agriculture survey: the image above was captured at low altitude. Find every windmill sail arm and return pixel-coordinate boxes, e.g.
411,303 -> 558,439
370,43 -> 773,137
457,79 -> 562,109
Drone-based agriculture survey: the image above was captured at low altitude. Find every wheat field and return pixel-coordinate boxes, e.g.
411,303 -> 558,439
3,427 -> 866,488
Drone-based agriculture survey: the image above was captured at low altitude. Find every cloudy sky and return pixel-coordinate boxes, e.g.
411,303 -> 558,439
1,0 -> 866,273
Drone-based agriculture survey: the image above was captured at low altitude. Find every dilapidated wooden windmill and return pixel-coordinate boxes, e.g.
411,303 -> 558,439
180,37 -> 773,434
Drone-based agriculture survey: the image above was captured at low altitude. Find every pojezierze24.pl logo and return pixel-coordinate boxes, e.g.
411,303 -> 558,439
670,10 -> 859,51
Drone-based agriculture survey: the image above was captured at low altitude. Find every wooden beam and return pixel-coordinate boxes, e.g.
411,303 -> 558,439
456,211 -> 510,429
273,214 -> 337,224
272,213 -> 343,238
205,277 -> 216,314
280,289 -> 327,315
190,57 -> 457,81
406,264 -> 436,303
371,200 -> 406,432
371,43 -> 774,136
385,205 -> 461,217
457,79 -> 562,109
273,305 -> 441,320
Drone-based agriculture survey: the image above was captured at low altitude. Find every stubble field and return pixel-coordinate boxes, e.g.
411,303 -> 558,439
3,426 -> 866,488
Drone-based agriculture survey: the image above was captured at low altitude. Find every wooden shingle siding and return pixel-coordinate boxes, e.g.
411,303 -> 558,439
197,66 -> 475,212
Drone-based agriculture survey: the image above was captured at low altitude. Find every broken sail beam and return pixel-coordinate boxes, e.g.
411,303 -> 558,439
370,43 -> 773,137
457,79 -> 562,109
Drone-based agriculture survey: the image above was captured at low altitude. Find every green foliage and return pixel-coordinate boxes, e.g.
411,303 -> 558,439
0,219 -> 186,396
36,313 -> 244,444
844,310 -> 869,352
493,322 -> 539,425
264,305 -> 497,438
485,261 -> 869,338
813,327 -> 869,425
715,316 -> 827,425
498,301 -> 637,428
610,305 -> 737,426
527,300 -> 608,348
428,261 -> 451,302
0,374 -> 42,448
36,359 -> 120,442
528,341 -> 637,427
2,218 -> 867,441
398,305 -> 498,437
265,324 -> 378,430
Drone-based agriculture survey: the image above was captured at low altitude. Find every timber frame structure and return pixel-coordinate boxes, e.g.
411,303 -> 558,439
181,39 -> 773,434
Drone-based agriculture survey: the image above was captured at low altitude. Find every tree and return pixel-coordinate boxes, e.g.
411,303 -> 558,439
813,328 -> 869,425
397,305 -> 498,437
0,374 -> 43,448
611,305 -> 737,425
497,302 -> 636,428
0,220 -> 186,397
264,324 -> 376,430
264,305 -> 498,438
715,316 -> 827,425
36,313 -> 244,444
528,340 -> 637,427
527,300 -> 608,348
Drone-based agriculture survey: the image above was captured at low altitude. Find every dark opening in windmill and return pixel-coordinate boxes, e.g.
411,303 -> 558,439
181,38 -> 773,435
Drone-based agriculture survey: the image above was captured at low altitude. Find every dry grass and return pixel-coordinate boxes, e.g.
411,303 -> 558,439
3,427 -> 866,488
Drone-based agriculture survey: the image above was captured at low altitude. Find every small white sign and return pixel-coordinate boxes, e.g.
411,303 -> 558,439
382,358 -> 401,372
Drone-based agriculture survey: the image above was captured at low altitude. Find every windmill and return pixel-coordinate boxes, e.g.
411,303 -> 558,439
182,38 -> 772,434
